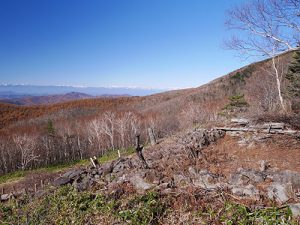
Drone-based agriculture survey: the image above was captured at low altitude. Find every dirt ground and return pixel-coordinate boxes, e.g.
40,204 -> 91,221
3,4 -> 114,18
202,134 -> 300,177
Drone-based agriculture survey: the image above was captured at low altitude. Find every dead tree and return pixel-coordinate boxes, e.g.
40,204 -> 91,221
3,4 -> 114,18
135,135 -> 149,169
148,127 -> 156,146
13,134 -> 39,170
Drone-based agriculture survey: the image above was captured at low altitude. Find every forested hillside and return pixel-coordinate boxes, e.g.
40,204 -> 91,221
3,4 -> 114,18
0,50 -> 299,175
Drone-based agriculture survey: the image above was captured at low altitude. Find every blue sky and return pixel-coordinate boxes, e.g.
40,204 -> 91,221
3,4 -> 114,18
0,0 -> 248,89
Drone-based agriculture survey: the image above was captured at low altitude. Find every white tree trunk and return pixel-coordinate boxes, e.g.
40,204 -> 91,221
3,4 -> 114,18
271,57 -> 286,111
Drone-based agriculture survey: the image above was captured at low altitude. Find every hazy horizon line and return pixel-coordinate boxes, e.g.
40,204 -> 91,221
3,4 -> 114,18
0,83 -> 194,91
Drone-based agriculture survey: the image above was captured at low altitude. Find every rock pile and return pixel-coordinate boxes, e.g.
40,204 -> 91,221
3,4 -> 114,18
182,129 -> 225,158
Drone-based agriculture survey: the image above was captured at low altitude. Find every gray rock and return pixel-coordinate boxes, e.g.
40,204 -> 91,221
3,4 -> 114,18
74,176 -> 92,191
188,167 -> 197,177
193,170 -> 220,189
208,130 -> 225,142
173,174 -> 190,186
129,174 -> 155,194
157,182 -> 169,190
99,162 -> 113,176
231,118 -> 250,125
272,170 -> 300,189
230,168 -> 266,185
112,158 -> 132,173
1,193 -> 11,201
161,188 -> 173,195
62,169 -> 84,179
267,182 -> 293,203
289,203 -> 300,217
53,177 -> 72,186
231,184 -> 259,199
35,190 -> 47,198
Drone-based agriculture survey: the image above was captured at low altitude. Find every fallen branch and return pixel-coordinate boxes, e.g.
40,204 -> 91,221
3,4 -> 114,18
215,127 -> 299,136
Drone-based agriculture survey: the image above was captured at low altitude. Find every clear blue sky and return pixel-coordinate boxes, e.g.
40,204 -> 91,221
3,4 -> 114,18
0,0 -> 248,89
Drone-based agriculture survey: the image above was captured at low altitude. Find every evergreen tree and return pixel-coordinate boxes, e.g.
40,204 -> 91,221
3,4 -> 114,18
286,50 -> 300,110
47,120 -> 55,136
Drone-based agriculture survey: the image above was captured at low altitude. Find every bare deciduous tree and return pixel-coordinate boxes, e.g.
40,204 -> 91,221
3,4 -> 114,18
100,111 -> 116,151
130,113 -> 141,145
13,134 -> 39,170
225,0 -> 300,111
116,112 -> 132,149
88,118 -> 103,153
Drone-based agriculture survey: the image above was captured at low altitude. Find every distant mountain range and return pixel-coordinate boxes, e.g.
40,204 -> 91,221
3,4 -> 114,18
0,84 -> 165,97
0,92 -> 97,105
0,84 -> 165,105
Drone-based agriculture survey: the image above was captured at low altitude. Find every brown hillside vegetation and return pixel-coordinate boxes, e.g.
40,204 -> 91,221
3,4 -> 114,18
0,50 -> 298,175
0,50 -> 297,131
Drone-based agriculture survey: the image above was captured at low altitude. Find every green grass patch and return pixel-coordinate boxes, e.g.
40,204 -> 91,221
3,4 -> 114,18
98,147 -> 135,164
0,160 -> 89,185
198,202 -> 298,225
0,186 -> 166,225
0,170 -> 26,184
1,187 -> 298,225
118,191 -> 167,225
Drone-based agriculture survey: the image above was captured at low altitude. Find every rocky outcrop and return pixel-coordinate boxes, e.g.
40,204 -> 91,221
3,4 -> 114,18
182,129 -> 225,158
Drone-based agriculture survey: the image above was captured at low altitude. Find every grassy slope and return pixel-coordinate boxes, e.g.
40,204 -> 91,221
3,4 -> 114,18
1,182 -> 298,224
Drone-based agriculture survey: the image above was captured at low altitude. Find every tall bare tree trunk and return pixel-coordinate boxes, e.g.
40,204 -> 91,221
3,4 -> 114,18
271,57 -> 286,111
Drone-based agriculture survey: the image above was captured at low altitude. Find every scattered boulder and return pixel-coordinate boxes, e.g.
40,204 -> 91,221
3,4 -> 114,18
188,167 -> 197,177
99,162 -> 113,176
193,170 -> 221,190
230,168 -> 266,185
271,170 -> 300,189
62,169 -> 84,179
173,174 -> 191,187
52,176 -> 72,187
35,189 -> 47,198
129,174 -> 155,194
1,193 -> 11,201
74,175 -> 93,192
231,184 -> 259,199
289,203 -> 300,217
231,118 -> 250,126
182,128 -> 225,158
267,183 -> 294,203
112,158 -> 133,174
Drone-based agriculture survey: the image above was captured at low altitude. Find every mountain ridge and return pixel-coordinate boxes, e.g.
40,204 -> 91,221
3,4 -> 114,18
0,92 -> 130,106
